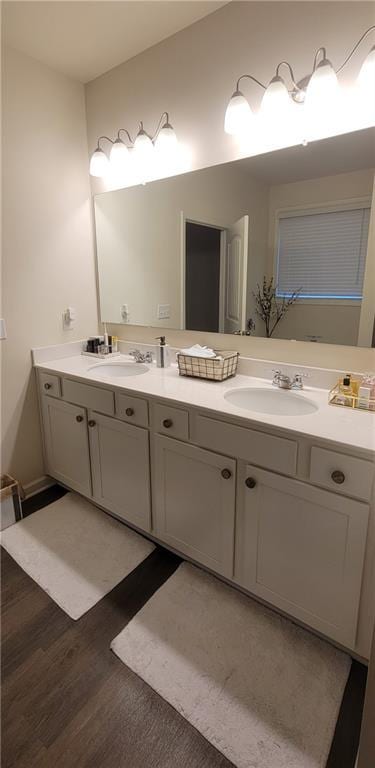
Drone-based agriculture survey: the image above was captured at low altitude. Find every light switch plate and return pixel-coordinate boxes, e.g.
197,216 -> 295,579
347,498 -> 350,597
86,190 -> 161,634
157,304 -> 170,320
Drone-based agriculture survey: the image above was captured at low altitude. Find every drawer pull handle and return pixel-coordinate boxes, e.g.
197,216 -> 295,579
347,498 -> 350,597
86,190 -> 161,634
88,420 -> 96,428
44,382 -> 52,390
76,415 -> 84,423
245,477 -> 257,489
163,419 -> 173,429
331,470 -> 345,485
125,408 -> 134,417
221,468 -> 232,480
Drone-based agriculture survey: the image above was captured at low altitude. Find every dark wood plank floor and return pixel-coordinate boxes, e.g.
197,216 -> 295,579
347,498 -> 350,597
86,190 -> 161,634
1,543 -> 233,768
1,487 -> 367,768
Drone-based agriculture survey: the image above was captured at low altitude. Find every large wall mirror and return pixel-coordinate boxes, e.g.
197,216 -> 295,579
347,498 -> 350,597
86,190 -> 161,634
94,128 -> 375,347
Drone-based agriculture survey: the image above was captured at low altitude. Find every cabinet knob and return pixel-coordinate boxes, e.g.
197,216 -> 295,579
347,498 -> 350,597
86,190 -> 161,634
76,415 -> 84,423
163,418 -> 173,429
44,382 -> 52,390
245,477 -> 257,489
331,470 -> 345,485
88,419 -> 96,428
125,407 -> 134,417
221,468 -> 232,480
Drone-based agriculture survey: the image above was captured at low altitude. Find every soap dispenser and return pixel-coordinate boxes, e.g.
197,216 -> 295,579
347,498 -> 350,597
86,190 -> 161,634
155,336 -> 170,368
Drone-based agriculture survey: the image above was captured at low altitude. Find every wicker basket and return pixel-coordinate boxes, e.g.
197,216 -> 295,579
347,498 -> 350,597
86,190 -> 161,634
176,350 -> 239,381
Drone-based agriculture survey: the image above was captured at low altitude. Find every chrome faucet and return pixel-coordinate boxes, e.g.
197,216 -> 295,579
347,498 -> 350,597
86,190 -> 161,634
272,369 -> 307,390
129,349 -> 153,363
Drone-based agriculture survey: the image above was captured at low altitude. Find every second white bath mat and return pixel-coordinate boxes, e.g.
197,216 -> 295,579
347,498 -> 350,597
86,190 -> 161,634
111,562 -> 350,768
1,491 -> 154,619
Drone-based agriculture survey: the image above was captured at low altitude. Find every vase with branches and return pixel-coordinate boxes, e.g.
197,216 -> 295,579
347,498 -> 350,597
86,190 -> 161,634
253,277 -> 301,338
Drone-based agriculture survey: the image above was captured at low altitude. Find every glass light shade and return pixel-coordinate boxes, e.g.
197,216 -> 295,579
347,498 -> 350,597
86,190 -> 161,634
109,138 -> 129,167
304,58 -> 339,112
261,75 -> 291,118
89,148 -> 109,177
224,90 -> 253,135
357,45 -> 375,96
134,129 -> 154,162
154,123 -> 178,154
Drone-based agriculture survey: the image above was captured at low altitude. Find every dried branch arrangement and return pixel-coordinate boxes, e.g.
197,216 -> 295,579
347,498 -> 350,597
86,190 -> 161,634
253,277 -> 301,338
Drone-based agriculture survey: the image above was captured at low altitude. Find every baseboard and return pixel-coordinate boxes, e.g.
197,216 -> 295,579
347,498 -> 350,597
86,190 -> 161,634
23,476 -> 55,499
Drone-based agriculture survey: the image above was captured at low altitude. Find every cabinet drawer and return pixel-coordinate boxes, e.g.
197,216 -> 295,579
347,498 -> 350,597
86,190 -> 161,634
151,402 -> 189,441
192,413 -> 297,476
310,446 -> 374,502
39,372 -> 61,398
115,392 -> 149,428
62,378 -> 114,416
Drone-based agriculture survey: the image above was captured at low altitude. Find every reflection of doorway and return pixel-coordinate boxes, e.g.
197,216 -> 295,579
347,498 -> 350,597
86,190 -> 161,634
183,216 -> 249,334
185,221 -> 222,332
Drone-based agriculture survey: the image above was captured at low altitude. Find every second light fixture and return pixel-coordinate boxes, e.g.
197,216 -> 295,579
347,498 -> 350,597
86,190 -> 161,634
89,112 -> 178,178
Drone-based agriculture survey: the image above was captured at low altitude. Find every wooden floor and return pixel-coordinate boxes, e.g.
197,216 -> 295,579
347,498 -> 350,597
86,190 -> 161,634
1,488 -> 367,768
1,541 -> 232,766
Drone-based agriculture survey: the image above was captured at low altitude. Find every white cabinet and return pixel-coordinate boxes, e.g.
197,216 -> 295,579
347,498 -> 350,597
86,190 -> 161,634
41,396 -> 92,496
235,464 -> 369,646
88,411 -> 151,532
152,434 -> 236,577
38,368 -> 373,654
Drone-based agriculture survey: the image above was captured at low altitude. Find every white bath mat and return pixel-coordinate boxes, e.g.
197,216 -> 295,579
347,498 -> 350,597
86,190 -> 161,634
1,492 -> 154,619
111,562 -> 350,768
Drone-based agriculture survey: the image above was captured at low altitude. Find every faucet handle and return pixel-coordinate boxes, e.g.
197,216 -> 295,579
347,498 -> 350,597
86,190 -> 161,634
292,372 -> 309,389
272,369 -> 282,386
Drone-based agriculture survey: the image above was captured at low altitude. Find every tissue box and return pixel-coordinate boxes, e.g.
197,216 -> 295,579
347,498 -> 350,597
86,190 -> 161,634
176,350 -> 239,381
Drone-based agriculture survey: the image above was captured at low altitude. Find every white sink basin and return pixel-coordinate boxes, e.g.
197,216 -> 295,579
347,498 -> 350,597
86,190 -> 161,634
224,387 -> 318,416
88,361 -> 148,378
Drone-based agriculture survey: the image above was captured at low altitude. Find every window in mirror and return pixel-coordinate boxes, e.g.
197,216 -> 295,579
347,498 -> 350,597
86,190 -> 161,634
276,204 -> 370,300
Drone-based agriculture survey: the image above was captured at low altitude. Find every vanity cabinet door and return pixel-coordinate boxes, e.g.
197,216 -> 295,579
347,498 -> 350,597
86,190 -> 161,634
152,434 -> 236,577
41,396 -> 92,496
88,411 -> 151,532
235,464 -> 369,647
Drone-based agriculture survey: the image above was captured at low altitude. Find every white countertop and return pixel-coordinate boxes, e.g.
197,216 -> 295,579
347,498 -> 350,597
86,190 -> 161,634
34,353 -> 375,455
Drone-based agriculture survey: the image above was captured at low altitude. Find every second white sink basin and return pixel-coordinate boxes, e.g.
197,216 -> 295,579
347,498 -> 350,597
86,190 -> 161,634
224,387 -> 318,416
88,361 -> 148,378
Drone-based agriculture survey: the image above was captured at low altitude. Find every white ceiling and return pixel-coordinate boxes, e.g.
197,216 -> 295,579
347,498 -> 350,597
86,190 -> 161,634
2,1 -> 227,83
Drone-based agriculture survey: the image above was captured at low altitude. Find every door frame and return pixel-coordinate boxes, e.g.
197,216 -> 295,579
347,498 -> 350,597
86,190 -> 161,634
180,212 -> 226,332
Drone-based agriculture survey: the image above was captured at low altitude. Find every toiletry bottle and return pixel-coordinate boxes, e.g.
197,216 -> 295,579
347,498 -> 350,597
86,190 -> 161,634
155,336 -> 170,368
337,374 -> 353,407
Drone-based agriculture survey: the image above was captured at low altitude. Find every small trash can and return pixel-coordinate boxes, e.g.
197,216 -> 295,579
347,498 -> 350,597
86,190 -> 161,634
0,475 -> 23,530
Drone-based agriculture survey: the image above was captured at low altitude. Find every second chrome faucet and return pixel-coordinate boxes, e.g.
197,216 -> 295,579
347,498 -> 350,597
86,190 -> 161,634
272,369 -> 308,390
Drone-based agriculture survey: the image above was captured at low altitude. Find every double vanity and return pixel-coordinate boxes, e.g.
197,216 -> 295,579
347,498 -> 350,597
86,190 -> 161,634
34,345 -> 375,659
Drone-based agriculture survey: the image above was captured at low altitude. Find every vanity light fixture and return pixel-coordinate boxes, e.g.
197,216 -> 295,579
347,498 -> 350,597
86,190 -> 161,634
225,26 -> 375,135
89,137 -> 112,177
89,112 -> 178,178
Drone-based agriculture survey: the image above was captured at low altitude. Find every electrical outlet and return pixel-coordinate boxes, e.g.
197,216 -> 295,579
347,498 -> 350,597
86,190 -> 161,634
63,307 -> 76,330
157,304 -> 170,320
121,304 -> 129,322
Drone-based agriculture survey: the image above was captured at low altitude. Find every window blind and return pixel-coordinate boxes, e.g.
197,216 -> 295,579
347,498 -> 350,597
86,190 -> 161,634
276,206 -> 370,299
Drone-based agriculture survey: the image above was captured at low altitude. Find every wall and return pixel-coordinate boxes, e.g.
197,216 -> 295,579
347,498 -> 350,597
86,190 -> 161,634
267,168 -> 374,345
359,176 -> 375,347
86,1 -> 375,370
1,46 -> 97,490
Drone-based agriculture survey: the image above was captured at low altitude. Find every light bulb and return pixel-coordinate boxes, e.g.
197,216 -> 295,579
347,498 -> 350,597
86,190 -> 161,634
305,58 -> 339,112
224,90 -> 253,135
134,127 -> 154,161
261,75 -> 292,119
89,147 -> 109,177
155,122 -> 178,155
357,45 -> 375,97
109,138 -> 129,167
